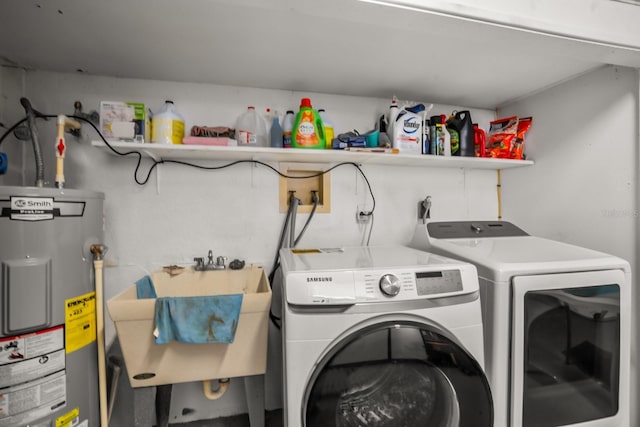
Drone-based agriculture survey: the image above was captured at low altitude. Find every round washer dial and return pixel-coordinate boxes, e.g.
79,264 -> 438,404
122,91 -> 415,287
379,274 -> 401,296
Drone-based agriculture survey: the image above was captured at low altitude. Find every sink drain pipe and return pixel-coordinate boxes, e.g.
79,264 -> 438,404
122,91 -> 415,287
91,244 -> 109,426
202,378 -> 230,400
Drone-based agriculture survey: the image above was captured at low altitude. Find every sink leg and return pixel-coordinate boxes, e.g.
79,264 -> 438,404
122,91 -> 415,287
155,384 -> 172,427
244,375 -> 265,427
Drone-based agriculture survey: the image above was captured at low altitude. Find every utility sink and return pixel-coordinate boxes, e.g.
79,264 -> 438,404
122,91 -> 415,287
107,265 -> 271,387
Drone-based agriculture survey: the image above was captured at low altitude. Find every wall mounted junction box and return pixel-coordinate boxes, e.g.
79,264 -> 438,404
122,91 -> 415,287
279,162 -> 330,214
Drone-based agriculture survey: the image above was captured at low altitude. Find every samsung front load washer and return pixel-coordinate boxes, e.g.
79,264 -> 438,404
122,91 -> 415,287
279,245 -> 493,427
409,221 -> 631,427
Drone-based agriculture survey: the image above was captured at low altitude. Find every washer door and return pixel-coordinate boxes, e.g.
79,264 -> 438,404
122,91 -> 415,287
304,320 -> 493,427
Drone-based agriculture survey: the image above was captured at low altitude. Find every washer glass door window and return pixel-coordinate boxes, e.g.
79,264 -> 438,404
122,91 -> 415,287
512,271 -> 625,427
303,320 -> 492,427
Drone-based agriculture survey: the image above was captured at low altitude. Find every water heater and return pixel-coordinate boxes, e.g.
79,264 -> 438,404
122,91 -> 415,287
0,186 -> 103,427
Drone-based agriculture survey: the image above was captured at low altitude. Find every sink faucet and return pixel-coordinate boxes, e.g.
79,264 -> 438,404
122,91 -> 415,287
194,250 -> 227,271
215,256 -> 227,270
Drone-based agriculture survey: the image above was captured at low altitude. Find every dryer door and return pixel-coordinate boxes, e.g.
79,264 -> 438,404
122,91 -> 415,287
511,269 -> 629,427
303,320 -> 493,427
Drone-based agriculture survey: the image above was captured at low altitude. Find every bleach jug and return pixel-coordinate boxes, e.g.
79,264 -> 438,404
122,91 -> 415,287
236,106 -> 268,147
292,98 -> 325,149
446,111 -> 475,157
152,100 -> 185,144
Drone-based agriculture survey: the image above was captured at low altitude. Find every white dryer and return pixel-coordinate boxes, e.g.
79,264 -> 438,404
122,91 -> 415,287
410,220 -> 631,427
279,245 -> 493,427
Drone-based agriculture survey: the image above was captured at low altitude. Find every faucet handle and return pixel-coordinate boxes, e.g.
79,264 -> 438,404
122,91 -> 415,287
216,256 -> 227,269
193,257 -> 205,271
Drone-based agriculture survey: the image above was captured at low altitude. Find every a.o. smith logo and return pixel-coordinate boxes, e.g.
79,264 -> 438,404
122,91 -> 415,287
307,276 -> 333,283
3,196 -> 86,221
12,197 -> 53,209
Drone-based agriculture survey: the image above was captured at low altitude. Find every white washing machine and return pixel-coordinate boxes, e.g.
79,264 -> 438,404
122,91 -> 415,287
279,245 -> 493,427
410,220 -> 631,427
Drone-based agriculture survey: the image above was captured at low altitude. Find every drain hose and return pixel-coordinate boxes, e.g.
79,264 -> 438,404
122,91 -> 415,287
202,378 -> 230,400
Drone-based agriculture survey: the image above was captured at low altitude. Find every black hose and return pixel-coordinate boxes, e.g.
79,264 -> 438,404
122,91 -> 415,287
268,198 -> 296,285
0,117 -> 27,147
268,192 -> 302,330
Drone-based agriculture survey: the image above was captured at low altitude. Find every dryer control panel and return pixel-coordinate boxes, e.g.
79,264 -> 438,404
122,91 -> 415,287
285,266 -> 473,306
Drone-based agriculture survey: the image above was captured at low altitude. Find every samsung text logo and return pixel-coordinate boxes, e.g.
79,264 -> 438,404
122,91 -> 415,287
306,276 -> 333,283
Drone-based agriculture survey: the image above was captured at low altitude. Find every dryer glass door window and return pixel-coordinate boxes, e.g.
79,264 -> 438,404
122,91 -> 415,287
303,320 -> 493,427
512,271 -> 624,427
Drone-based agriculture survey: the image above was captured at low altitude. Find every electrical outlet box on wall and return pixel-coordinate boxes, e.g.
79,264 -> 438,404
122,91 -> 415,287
279,162 -> 330,214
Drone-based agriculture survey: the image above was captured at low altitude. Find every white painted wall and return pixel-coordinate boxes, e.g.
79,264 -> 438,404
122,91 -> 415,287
0,68 -> 500,423
499,65 -> 640,426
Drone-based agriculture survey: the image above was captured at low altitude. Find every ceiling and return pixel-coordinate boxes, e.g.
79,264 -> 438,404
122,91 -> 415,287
1,0 -> 639,109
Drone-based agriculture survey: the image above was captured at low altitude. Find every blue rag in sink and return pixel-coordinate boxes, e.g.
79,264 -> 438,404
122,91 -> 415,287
153,294 -> 243,345
136,275 -> 157,299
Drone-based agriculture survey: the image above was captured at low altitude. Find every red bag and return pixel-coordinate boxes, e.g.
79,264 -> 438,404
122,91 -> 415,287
487,116 -> 518,159
510,117 -> 532,160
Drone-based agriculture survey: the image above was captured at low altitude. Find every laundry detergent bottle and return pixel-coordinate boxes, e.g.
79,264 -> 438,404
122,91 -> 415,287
292,98 -> 325,149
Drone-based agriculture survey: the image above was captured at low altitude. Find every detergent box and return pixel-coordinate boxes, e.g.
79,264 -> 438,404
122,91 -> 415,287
100,101 -> 151,142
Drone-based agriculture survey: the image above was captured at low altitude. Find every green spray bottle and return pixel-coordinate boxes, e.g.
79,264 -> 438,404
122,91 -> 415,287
291,98 -> 325,149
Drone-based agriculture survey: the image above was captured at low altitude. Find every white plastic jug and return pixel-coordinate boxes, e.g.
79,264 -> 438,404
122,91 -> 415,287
152,100 -> 185,144
236,106 -> 267,147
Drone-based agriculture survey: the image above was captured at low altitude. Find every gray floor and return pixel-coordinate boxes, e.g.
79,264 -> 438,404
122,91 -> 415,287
168,409 -> 283,427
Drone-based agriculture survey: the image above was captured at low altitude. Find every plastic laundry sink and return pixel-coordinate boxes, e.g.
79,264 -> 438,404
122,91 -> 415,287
107,265 -> 271,387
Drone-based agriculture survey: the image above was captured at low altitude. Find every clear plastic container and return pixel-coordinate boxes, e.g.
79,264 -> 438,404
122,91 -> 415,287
151,100 -> 185,144
236,106 -> 267,147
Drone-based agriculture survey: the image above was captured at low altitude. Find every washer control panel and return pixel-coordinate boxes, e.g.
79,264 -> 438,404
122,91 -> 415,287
285,267 -> 470,305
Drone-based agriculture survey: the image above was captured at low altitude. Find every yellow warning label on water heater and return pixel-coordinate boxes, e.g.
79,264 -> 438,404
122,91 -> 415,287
56,407 -> 79,427
65,292 -> 96,353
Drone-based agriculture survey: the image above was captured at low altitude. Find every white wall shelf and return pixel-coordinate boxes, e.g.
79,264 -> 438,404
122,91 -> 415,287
92,141 -> 533,170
